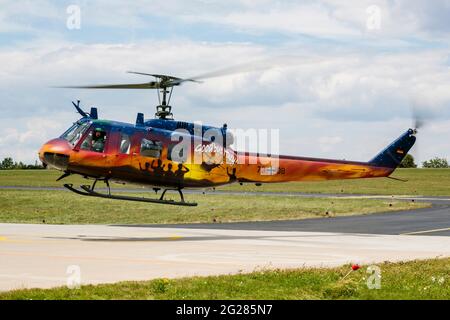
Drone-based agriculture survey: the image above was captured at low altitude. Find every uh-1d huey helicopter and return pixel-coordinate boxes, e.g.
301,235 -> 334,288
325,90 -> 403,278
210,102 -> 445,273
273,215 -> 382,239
39,66 -> 418,206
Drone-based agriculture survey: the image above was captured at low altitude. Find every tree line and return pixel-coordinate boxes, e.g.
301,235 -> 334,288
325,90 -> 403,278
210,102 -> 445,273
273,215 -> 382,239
0,155 -> 448,169
0,157 -> 45,170
399,154 -> 449,168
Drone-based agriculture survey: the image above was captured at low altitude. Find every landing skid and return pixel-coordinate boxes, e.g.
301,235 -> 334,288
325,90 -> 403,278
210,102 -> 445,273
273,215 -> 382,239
63,183 -> 197,206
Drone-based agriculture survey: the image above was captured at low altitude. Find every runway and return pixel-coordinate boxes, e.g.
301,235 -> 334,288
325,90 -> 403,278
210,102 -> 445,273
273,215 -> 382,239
1,220 -> 450,291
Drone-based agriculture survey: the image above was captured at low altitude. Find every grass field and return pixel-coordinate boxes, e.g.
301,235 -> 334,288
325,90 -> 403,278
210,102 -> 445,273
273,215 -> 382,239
0,169 -> 435,224
1,258 -> 448,300
0,189 -> 426,224
1,168 -> 450,195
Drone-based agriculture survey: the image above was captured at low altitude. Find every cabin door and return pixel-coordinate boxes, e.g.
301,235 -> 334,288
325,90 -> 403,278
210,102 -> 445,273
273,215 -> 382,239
72,124 -> 110,176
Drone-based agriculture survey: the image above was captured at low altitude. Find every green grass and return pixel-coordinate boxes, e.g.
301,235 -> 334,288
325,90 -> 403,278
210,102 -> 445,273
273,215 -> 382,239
0,169 -> 122,188
0,189 -> 426,224
2,168 -> 450,195
1,258 -> 448,300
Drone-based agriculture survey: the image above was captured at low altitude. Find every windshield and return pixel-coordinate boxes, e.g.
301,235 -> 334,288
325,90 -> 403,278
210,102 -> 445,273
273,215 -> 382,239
61,121 -> 91,146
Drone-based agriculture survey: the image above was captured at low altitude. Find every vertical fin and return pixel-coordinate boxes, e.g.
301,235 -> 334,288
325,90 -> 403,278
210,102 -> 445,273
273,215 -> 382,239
369,129 -> 416,168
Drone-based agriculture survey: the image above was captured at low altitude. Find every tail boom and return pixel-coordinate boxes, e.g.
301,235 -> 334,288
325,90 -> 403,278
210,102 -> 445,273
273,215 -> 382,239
234,129 -> 415,184
235,154 -> 393,183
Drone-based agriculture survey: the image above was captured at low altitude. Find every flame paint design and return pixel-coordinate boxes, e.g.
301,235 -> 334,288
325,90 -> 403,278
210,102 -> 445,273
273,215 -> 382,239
39,132 -> 393,189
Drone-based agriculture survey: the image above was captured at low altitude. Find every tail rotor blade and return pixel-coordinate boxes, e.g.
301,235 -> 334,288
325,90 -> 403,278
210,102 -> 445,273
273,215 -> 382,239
412,106 -> 426,130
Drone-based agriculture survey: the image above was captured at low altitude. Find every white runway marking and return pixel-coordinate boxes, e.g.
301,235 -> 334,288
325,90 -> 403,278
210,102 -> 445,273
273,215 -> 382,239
402,227 -> 450,235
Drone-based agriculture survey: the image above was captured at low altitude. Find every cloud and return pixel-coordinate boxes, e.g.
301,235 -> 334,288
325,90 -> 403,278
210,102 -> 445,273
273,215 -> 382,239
0,0 -> 61,34
174,0 -> 450,43
1,39 -> 450,163
0,116 -> 67,162
318,136 -> 343,152
2,0 -> 450,45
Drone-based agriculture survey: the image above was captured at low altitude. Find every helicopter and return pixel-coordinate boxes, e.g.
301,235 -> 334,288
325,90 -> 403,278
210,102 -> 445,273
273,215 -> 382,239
39,69 -> 418,206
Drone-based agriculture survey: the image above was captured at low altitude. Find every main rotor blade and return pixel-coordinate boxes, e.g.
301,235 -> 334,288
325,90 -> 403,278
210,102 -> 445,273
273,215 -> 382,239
57,55 -> 321,90
126,71 -> 182,81
184,55 -> 320,82
127,55 -> 321,86
58,82 -> 160,89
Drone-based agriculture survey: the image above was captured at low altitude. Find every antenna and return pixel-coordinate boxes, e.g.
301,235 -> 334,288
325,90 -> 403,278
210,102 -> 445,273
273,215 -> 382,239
72,100 -> 88,118
136,112 -> 144,126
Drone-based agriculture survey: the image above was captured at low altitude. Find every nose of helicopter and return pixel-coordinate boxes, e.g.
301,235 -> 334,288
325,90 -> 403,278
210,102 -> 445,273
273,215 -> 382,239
39,138 -> 72,170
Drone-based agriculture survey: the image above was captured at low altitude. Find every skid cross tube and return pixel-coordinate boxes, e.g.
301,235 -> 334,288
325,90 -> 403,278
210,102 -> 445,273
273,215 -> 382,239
159,188 -> 185,202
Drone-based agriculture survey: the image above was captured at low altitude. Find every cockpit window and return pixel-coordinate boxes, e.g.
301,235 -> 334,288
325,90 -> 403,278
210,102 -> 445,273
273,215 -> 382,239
80,127 -> 107,153
61,121 -> 91,146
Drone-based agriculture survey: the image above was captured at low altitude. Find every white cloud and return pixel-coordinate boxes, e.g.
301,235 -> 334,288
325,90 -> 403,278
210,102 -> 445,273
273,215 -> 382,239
0,0 -> 61,33
318,136 -> 343,152
2,0 -> 450,43
0,116 -> 67,163
175,0 -> 450,42
1,40 -> 450,163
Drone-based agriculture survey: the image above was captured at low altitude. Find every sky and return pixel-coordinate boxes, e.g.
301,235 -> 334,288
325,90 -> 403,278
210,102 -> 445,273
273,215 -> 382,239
1,0 -> 450,165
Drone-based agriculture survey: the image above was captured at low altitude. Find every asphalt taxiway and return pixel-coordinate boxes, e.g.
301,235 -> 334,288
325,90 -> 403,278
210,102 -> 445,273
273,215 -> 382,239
141,203 -> 450,236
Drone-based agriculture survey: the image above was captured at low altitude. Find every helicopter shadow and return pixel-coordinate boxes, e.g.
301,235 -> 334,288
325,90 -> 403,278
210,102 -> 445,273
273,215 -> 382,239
43,233 -> 362,243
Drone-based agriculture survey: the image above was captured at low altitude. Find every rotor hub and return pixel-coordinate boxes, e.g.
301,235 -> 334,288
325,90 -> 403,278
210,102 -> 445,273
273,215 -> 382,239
155,105 -> 173,120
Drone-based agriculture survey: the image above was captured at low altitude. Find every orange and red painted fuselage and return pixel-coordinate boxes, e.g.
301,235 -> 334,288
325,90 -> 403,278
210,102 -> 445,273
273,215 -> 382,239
39,118 -> 416,190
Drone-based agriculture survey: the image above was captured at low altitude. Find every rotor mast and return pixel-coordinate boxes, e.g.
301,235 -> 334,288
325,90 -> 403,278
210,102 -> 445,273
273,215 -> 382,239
155,83 -> 174,120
